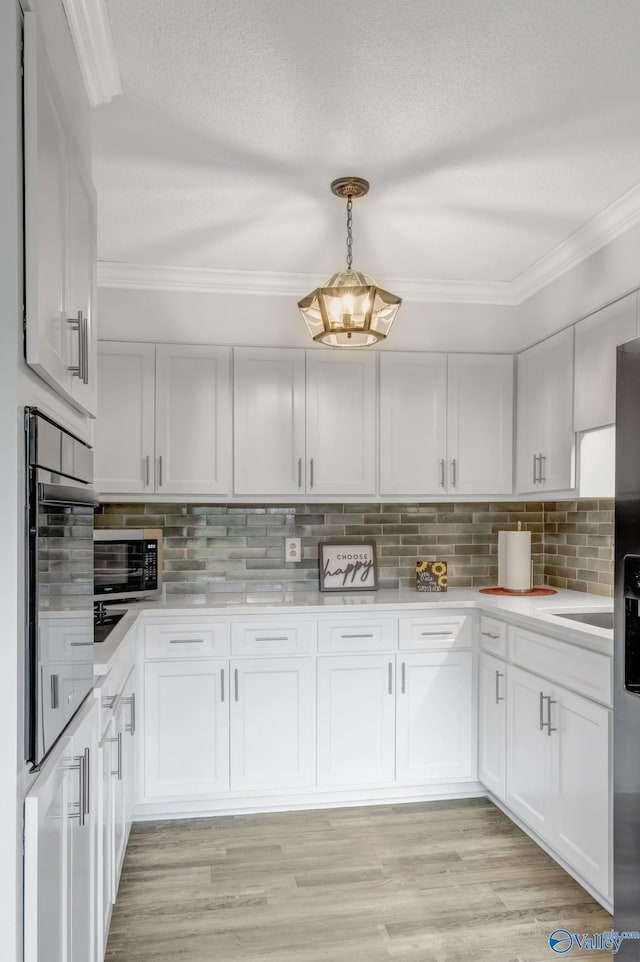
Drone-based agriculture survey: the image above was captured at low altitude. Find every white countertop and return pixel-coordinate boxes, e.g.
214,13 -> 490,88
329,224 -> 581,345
94,586 -> 614,673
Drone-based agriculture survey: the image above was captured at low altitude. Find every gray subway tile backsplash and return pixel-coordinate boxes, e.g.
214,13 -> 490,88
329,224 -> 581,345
95,499 -> 614,597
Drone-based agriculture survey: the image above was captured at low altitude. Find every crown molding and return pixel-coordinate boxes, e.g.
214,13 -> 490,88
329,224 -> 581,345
62,0 -> 122,107
98,180 -> 640,305
96,262 -> 518,305
511,180 -> 640,303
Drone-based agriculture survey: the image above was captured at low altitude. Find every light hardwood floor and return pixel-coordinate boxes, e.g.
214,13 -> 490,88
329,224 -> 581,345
105,798 -> 612,962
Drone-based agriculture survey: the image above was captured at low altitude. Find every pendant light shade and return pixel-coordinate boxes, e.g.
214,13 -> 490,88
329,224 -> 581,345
298,178 -> 401,347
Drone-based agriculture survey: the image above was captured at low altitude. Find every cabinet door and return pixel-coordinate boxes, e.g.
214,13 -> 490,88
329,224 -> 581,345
155,344 -> 231,495
516,328 -> 575,493
505,666 -> 552,839
121,671 -> 137,838
306,351 -> 377,495
67,160 -> 98,417
447,354 -> 513,495
24,737 -> 72,962
94,342 -> 156,495
112,670 -> 136,891
98,717 -> 115,958
551,686 -> 611,896
396,651 -> 473,784
69,704 -> 98,962
477,651 -> 507,801
24,12 -> 71,404
230,657 -> 314,791
574,293 -> 637,433
144,659 -> 229,798
317,655 -> 395,787
234,348 -> 306,495
379,353 -> 447,495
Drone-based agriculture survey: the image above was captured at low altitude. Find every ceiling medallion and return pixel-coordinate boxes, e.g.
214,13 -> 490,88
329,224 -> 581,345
297,177 -> 402,347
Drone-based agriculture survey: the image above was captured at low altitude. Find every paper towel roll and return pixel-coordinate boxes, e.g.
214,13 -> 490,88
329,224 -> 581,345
498,530 -> 532,592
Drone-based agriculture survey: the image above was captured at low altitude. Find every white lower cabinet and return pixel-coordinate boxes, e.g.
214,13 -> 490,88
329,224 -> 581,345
477,651 -> 507,801
504,664 -> 610,897
230,658 -> 315,791
396,651 -> 473,784
144,659 -> 229,798
24,698 -> 98,962
316,655 -> 396,787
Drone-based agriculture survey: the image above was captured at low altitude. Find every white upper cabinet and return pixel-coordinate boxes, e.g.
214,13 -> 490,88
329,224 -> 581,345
447,354 -> 513,495
95,343 -> 155,495
379,352 -> 513,496
23,12 -> 97,418
155,345 -> 231,496
95,342 -> 232,497
306,351 -> 377,495
379,353 -> 447,495
574,293 -> 638,433
233,348 -> 306,495
516,327 -> 575,494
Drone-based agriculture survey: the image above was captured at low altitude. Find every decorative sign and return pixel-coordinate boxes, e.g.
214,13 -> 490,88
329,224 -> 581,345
416,560 -> 448,592
319,542 -> 378,592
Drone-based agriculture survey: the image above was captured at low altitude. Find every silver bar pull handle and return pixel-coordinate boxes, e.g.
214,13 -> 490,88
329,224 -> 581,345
169,638 -> 204,644
255,636 -> 289,642
388,662 -> 393,695
114,731 -> 123,780
297,457 -> 302,489
539,691 -> 545,731
539,453 -> 546,484
51,674 -> 59,709
451,458 -> 456,488
234,669 -> 239,702
83,747 -> 90,817
421,630 -> 452,637
401,662 -> 406,695
124,694 -> 136,735
66,755 -> 85,825
309,457 -> 314,489
439,458 -> 446,488
481,631 -> 500,640
144,455 -> 150,487
547,697 -> 557,736
80,312 -> 89,384
158,454 -> 163,487
66,311 -> 82,377
341,633 -> 374,640
102,694 -> 117,710
221,669 -> 225,703
495,671 -> 504,704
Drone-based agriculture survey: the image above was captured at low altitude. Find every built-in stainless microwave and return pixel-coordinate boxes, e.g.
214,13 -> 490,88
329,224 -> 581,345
94,529 -> 163,602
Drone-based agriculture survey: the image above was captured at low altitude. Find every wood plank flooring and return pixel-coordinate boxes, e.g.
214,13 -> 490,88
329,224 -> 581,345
105,798 -> 613,962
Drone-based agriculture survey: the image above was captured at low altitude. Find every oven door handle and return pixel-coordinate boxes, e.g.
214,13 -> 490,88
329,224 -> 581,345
38,483 -> 99,508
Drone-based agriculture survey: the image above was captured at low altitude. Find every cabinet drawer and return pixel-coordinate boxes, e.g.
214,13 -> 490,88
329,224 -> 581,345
318,618 -> 397,652
144,622 -> 230,659
398,614 -> 471,650
508,626 -> 612,705
231,620 -> 316,655
479,616 -> 508,658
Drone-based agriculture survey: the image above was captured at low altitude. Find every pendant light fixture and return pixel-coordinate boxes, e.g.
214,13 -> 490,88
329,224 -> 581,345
298,177 -> 402,347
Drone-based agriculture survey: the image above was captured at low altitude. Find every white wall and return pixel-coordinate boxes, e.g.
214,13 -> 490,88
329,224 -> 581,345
98,217 -> 640,354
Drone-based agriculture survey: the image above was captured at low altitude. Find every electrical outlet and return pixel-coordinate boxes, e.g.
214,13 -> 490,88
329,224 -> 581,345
285,538 -> 302,563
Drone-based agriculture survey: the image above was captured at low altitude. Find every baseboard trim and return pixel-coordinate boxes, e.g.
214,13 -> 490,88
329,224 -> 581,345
133,781 -> 486,820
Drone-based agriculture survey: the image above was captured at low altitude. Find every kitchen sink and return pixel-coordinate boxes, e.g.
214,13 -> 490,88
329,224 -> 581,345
551,610 -> 614,630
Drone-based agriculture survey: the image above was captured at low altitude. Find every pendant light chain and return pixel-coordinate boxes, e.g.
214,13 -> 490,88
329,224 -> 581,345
346,195 -> 353,271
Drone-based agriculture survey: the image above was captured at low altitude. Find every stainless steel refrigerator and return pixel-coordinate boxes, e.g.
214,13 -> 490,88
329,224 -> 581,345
614,338 -> 640,955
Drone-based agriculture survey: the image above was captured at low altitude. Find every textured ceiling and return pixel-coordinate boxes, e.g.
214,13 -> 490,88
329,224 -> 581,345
94,0 -> 640,287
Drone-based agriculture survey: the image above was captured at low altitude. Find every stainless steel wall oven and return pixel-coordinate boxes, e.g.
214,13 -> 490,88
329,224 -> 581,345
25,408 -> 98,769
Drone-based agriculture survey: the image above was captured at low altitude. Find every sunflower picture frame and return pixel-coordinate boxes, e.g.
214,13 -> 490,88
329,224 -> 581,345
416,560 -> 448,592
